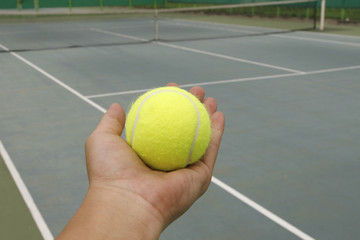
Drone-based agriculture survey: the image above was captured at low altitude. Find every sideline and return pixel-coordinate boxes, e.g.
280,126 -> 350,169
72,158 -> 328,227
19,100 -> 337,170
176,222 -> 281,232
0,140 -> 54,240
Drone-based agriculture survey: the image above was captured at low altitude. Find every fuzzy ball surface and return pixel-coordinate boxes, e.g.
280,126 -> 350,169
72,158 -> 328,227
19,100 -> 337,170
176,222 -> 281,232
125,86 -> 211,171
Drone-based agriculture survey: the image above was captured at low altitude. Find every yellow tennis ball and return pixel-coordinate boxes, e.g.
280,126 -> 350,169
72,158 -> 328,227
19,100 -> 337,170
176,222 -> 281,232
125,86 -> 211,171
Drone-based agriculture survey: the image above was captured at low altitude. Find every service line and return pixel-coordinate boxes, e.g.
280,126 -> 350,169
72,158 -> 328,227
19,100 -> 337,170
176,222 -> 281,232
86,64 -> 360,99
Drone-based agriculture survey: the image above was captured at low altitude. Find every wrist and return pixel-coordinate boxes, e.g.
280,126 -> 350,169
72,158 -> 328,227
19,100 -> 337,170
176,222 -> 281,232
88,183 -> 164,240
57,183 -> 164,240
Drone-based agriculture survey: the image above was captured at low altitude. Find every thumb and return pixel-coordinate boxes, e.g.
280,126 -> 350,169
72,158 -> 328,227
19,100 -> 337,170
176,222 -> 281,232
95,103 -> 126,136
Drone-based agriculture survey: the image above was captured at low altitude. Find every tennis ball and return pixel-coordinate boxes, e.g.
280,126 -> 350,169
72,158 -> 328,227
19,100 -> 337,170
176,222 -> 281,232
125,86 -> 211,171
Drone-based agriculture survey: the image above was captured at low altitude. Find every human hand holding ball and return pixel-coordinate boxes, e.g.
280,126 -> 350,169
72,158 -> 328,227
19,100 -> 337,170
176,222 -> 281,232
57,83 -> 225,240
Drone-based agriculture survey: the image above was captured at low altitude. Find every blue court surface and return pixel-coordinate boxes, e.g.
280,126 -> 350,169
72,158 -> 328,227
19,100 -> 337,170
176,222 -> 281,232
0,15 -> 360,240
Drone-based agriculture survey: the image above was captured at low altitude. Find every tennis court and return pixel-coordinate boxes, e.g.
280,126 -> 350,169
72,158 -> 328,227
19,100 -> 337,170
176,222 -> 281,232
0,5 -> 360,240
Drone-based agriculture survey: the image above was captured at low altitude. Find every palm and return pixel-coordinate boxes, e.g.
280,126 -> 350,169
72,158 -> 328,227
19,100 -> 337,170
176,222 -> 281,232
85,84 -> 224,228
86,131 -> 209,226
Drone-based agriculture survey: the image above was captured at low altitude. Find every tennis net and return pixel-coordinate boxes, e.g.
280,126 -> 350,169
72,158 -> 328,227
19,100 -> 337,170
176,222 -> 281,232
0,0 -> 318,53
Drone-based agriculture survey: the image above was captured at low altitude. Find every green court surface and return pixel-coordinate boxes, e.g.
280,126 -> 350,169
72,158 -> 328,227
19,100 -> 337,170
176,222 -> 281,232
0,154 -> 43,240
0,10 -> 360,240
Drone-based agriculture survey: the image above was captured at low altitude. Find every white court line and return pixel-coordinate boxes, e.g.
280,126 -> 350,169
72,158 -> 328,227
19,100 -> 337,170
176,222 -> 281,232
272,34 -> 360,47
90,28 -> 305,74
86,87 -> 156,98
90,28 -> 149,42
170,18 -> 276,31
0,44 -> 107,114
305,64 -> 360,74
184,64 -> 360,87
0,140 -> 54,240
163,18 -> 360,47
156,42 -> 305,74
2,42 -> 316,239
86,72 -> 299,98
0,43 -> 107,238
212,177 -> 316,240
86,64 -> 360,98
163,19 -> 260,35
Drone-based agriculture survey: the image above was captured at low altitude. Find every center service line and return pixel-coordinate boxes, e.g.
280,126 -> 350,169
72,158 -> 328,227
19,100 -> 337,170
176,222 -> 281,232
90,28 -> 305,74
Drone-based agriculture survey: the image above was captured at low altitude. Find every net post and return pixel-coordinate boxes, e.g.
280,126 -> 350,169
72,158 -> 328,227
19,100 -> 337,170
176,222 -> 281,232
154,9 -> 159,41
320,0 -> 326,31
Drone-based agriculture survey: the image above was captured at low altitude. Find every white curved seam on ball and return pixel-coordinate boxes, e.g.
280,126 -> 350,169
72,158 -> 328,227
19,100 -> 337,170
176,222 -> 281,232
131,89 -> 201,166
131,90 -> 163,145
181,93 -> 201,165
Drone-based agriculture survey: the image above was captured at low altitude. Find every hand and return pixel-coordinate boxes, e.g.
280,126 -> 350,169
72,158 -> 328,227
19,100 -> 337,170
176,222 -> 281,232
56,84 -> 225,240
